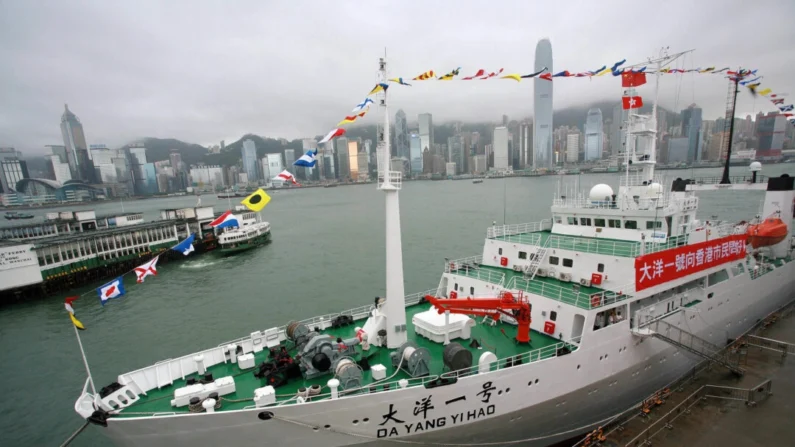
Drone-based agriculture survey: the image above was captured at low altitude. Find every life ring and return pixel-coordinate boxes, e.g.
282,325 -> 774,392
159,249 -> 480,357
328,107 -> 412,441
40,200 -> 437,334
590,294 -> 602,308
450,262 -> 455,271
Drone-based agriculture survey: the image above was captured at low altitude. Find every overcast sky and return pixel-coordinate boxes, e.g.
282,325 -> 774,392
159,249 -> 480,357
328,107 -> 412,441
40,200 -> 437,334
1,0 -> 793,155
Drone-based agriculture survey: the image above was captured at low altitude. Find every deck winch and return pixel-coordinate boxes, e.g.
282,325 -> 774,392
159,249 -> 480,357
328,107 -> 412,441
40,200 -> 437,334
333,357 -> 363,390
299,334 -> 360,379
390,341 -> 431,377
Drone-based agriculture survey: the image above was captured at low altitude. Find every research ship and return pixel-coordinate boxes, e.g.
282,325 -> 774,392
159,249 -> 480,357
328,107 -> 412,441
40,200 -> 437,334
74,56 -> 795,447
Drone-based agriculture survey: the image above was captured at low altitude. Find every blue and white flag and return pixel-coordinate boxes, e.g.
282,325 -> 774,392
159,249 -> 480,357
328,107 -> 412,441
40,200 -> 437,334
172,233 -> 196,256
293,150 -> 318,168
98,277 -> 126,305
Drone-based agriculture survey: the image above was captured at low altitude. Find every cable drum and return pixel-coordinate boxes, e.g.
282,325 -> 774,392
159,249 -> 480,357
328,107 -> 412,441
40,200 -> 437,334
334,357 -> 363,390
403,346 -> 416,361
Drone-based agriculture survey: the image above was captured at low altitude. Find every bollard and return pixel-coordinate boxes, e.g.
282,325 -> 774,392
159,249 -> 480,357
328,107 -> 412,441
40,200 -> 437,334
202,398 -> 216,413
328,379 -> 340,400
194,354 -> 206,375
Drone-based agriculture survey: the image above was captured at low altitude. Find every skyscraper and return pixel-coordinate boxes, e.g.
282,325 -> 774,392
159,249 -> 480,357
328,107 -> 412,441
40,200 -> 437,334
60,104 -> 96,183
409,133 -> 422,174
335,137 -> 349,179
284,149 -> 296,174
566,133 -> 580,163
418,113 -> 434,155
242,139 -> 259,183
493,127 -> 509,170
584,108 -> 604,161
0,147 -> 28,193
533,39 -> 553,169
395,110 -> 409,159
681,104 -> 703,162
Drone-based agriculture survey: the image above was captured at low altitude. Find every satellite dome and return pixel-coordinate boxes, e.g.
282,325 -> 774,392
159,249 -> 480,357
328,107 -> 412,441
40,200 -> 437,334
589,184 -> 614,202
749,161 -> 762,172
647,182 -> 663,197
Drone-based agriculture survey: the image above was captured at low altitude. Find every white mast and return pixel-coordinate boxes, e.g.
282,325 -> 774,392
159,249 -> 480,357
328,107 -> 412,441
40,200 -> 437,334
376,57 -> 408,348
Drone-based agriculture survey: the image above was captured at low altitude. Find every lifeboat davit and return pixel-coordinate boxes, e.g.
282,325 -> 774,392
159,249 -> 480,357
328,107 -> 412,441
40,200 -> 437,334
746,217 -> 788,248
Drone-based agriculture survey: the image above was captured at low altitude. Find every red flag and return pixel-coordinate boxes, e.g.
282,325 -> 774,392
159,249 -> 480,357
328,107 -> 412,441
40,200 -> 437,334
621,71 -> 647,87
539,73 -> 552,81
622,95 -> 643,110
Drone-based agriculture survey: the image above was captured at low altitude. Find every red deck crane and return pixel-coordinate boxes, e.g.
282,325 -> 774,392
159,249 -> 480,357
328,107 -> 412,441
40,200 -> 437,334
424,291 -> 532,344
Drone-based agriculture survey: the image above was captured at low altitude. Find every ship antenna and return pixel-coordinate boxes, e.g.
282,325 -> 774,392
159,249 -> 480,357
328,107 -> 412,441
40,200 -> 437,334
376,55 -> 408,348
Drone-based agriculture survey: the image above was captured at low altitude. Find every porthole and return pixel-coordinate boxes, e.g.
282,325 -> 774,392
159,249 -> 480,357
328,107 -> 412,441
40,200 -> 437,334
353,420 -> 359,425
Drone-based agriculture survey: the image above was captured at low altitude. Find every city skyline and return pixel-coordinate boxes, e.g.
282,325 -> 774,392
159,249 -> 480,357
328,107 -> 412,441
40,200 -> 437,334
1,1 -> 793,153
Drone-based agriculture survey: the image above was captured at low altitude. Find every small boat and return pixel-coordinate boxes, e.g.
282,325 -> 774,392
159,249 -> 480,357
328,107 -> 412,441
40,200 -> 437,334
747,215 -> 788,248
217,221 -> 271,255
473,179 -> 484,184
4,211 -> 34,220
324,183 -> 338,188
217,191 -> 246,199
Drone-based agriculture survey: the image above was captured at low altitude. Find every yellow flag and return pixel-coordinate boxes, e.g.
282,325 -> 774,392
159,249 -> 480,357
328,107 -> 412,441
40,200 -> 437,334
500,74 -> 521,82
758,88 -> 772,96
70,313 -> 86,330
241,188 -> 271,212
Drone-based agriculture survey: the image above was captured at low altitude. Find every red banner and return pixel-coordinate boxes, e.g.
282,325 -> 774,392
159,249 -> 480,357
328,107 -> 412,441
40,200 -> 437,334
634,234 -> 747,292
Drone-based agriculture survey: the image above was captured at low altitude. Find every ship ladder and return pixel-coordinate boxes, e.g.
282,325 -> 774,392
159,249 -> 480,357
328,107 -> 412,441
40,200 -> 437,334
523,238 -> 550,280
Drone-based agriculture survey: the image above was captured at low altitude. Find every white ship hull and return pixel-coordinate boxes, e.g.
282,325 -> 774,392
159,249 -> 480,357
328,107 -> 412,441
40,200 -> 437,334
103,263 -> 795,447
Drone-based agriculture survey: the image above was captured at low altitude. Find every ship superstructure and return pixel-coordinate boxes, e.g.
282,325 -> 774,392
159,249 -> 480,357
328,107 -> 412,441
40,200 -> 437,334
73,56 -> 795,447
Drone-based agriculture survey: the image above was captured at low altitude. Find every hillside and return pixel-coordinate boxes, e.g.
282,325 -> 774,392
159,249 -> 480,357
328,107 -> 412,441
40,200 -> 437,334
122,138 -> 209,165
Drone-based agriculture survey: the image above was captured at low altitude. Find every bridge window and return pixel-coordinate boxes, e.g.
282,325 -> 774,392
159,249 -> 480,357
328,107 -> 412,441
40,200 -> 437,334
498,248 -> 503,255
624,220 -> 638,229
608,219 -> 621,228
594,218 -> 606,227
518,251 -> 527,260
549,256 -> 560,265
597,263 -> 605,273
567,217 -> 578,225
550,311 -> 557,321
555,217 -> 562,224
580,218 -> 592,226
646,221 -> 662,229
563,258 -> 573,268
470,286 -> 475,295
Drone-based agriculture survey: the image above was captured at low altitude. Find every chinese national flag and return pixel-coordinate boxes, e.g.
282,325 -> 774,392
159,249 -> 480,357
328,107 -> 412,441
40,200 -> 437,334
621,71 -> 647,87
622,95 -> 644,110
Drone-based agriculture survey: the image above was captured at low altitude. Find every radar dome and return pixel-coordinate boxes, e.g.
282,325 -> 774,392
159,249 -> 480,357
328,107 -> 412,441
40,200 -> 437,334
646,182 -> 663,197
589,184 -> 614,202
749,161 -> 762,172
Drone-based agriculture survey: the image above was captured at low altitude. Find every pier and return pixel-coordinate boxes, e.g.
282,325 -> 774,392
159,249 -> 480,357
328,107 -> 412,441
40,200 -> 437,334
0,206 -> 223,304
573,302 -> 795,447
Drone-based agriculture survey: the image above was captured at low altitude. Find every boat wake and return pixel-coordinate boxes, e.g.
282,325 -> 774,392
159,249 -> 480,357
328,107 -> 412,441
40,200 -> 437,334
180,259 -> 224,269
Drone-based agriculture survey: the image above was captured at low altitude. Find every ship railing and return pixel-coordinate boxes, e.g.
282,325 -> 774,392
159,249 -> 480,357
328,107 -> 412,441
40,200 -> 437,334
446,258 -> 507,287
439,341 -> 578,380
445,255 -> 483,273
486,219 -> 552,239
505,276 -> 633,310
552,196 -> 669,211
749,263 -> 776,280
708,222 -> 743,238
641,234 -> 690,256
689,174 -> 768,185
547,234 -> 637,257
279,375 -> 440,405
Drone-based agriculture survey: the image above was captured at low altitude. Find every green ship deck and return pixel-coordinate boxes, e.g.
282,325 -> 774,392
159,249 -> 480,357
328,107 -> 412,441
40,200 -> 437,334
117,302 -> 564,417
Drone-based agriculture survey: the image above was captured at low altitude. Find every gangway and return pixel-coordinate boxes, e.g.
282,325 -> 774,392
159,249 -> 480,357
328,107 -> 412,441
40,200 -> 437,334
632,319 -> 745,376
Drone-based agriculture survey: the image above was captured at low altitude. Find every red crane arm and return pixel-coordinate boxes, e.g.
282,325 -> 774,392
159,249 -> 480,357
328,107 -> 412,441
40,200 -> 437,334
424,293 -> 533,344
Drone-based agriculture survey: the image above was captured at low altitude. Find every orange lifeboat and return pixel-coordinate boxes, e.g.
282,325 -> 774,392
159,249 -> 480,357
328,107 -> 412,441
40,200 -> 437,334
746,217 -> 788,248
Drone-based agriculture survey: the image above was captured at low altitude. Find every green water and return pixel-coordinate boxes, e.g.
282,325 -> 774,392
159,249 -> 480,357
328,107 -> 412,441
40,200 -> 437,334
0,166 -> 791,446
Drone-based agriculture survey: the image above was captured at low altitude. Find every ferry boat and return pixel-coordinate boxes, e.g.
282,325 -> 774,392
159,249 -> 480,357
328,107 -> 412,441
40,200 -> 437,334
217,221 -> 271,255
74,56 -> 795,447
4,211 -> 34,220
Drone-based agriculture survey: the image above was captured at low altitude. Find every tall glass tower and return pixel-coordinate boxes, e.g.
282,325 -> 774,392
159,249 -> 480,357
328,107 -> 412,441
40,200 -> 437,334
533,39 -> 553,169
60,104 -> 96,183
394,109 -> 409,159
584,108 -> 604,161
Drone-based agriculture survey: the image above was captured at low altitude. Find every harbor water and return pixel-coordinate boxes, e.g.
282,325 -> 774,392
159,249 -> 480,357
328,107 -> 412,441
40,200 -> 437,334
0,166 -> 790,446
